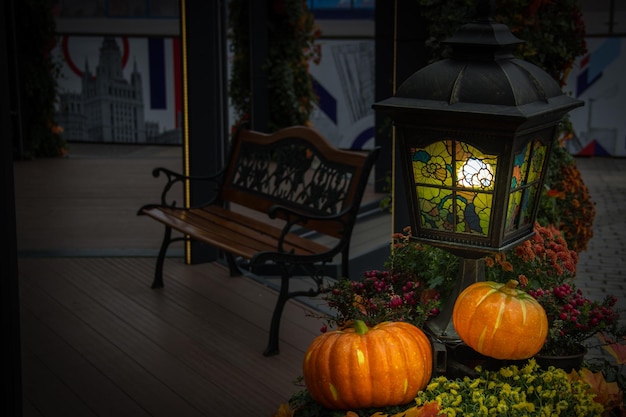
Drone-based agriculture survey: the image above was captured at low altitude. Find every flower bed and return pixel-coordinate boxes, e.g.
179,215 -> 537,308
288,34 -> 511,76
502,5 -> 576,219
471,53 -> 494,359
293,219 -> 625,416
277,359 -> 617,417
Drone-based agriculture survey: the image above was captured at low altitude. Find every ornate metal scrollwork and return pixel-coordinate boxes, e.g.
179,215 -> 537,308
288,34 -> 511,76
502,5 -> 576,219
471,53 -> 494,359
231,139 -> 354,215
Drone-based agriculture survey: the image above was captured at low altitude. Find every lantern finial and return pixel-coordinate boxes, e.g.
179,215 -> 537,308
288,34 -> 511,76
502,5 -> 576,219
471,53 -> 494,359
476,0 -> 494,21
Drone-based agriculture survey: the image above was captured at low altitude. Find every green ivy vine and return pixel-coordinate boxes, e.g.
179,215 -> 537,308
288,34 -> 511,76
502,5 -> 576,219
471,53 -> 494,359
228,0 -> 321,132
15,0 -> 65,159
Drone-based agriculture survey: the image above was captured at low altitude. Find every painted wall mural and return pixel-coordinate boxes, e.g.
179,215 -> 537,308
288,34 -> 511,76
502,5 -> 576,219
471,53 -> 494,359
54,35 -> 182,144
225,38 -> 376,151
563,37 -> 626,156
308,39 -> 375,150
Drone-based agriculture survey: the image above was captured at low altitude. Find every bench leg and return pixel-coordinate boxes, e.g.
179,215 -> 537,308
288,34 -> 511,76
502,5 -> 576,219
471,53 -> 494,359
152,226 -> 172,289
262,268 -> 325,356
264,274 -> 291,356
224,252 -> 243,277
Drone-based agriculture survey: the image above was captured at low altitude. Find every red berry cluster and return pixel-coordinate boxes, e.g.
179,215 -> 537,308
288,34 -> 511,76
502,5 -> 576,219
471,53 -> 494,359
323,269 -> 441,330
528,282 -> 619,353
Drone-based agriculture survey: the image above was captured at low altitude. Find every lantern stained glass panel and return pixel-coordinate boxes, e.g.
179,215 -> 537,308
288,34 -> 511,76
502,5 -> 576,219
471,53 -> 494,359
505,140 -> 547,233
410,140 -> 497,237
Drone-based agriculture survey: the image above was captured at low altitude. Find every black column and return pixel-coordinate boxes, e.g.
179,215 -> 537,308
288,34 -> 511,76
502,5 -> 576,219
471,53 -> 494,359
181,0 -> 229,263
249,0 -> 269,132
2,0 -> 23,414
374,0 -> 428,233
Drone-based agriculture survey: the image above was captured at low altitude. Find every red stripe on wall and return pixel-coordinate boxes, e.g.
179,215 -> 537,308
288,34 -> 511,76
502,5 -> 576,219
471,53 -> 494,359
580,53 -> 590,69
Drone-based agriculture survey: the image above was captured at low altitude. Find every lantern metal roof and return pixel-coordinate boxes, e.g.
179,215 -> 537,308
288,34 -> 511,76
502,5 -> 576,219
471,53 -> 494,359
375,17 -> 583,128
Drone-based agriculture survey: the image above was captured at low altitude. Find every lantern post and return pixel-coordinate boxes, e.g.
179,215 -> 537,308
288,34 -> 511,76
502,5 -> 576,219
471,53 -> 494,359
373,3 -> 583,374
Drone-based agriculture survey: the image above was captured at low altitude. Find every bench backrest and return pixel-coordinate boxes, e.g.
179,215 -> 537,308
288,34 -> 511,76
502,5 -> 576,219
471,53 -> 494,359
219,126 -> 380,239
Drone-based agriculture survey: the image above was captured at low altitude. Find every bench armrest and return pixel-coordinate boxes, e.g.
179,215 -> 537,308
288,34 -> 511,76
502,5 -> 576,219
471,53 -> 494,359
149,167 -> 223,207
268,203 -> 352,250
268,203 -> 353,225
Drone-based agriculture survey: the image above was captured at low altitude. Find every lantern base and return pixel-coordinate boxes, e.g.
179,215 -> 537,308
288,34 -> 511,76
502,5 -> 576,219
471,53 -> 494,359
426,257 -> 486,376
431,340 -> 528,378
425,257 -> 485,342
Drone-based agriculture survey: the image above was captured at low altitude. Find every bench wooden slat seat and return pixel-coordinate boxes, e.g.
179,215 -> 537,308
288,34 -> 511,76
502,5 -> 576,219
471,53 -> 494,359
141,205 -> 331,261
138,125 -> 380,355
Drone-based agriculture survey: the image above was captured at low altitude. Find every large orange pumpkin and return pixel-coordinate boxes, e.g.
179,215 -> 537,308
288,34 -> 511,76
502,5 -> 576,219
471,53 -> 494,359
452,279 -> 548,360
302,320 -> 432,410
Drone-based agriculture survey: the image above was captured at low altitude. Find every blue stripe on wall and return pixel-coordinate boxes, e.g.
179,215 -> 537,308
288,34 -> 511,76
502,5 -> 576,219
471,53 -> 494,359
312,77 -> 337,124
589,38 -> 620,81
352,126 -> 374,149
148,38 -> 166,109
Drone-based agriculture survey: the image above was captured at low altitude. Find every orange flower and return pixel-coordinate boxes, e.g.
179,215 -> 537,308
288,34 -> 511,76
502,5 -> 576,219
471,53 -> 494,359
546,188 -> 565,198
414,401 -> 443,417
532,243 -> 546,257
518,274 -> 529,287
514,240 -> 535,262
553,264 -> 563,276
353,294 -> 368,315
368,401 -> 443,417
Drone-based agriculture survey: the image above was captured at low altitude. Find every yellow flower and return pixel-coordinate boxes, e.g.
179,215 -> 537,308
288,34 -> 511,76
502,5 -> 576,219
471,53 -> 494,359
447,382 -> 460,390
471,390 -> 483,403
513,401 -> 536,412
542,371 -> 554,383
556,400 -> 569,413
540,404 -> 553,416
524,374 -> 537,384
468,378 -> 481,390
523,359 -> 538,374
440,407 -> 456,417
426,382 -> 440,392
485,395 -> 498,408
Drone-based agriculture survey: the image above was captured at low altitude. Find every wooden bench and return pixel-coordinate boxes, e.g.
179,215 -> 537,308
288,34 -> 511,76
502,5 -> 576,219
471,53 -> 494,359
138,125 -> 380,355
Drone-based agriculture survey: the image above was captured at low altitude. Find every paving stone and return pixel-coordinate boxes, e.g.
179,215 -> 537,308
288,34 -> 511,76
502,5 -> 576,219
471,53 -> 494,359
574,157 -> 626,320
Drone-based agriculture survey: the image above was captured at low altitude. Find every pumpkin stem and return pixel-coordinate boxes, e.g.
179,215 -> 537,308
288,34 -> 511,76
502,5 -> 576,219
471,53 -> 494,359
499,279 -> 520,296
353,320 -> 369,335
506,280 -> 519,289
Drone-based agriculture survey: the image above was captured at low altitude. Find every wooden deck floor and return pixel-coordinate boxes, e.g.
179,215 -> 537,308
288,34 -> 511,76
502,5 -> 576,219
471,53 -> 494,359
15,143 -> 390,417
19,256 -> 329,417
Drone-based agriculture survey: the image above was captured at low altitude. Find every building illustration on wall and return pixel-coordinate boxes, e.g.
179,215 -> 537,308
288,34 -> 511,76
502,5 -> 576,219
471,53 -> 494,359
55,36 -> 182,144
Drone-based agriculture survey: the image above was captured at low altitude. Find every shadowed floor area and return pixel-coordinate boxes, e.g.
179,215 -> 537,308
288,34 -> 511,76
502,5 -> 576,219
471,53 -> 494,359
14,144 -> 626,415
